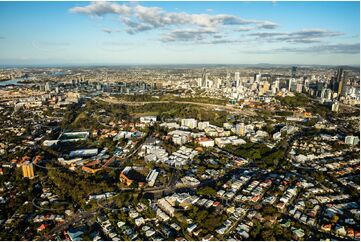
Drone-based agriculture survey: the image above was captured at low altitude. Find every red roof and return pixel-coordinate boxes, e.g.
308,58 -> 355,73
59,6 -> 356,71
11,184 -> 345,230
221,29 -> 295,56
37,224 -> 48,232
197,137 -> 210,142
213,201 -> 220,207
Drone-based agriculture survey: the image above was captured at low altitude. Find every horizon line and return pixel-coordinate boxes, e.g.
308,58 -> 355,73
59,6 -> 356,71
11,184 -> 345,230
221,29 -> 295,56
1,63 -> 360,68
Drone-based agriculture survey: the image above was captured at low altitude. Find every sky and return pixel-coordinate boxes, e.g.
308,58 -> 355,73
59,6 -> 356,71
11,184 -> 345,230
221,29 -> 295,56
0,1 -> 359,66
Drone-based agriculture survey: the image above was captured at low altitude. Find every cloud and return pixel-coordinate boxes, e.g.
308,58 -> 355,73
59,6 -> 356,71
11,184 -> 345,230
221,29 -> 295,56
161,28 -> 217,42
71,2 -> 279,34
213,35 -> 223,39
70,1 -> 131,16
125,24 -> 153,34
236,27 -> 255,32
121,17 -> 154,34
250,29 -> 343,43
212,15 -> 258,26
249,32 -> 284,38
257,21 -> 279,29
292,29 -> 342,38
202,39 -> 244,45
101,28 -> 120,34
275,43 -> 360,54
161,29 -> 245,45
70,2 -> 346,46
130,5 -> 254,30
0,36 -> 5,40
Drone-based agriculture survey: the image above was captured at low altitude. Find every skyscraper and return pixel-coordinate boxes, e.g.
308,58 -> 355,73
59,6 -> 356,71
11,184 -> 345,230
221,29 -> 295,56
254,73 -> 261,83
296,83 -> 303,93
235,72 -> 240,82
321,88 -> 333,100
336,67 -> 343,82
201,68 -> 208,88
288,78 -> 296,92
336,67 -> 344,97
234,72 -> 240,88
273,79 -> 280,91
44,82 -> 51,92
330,67 -> 345,97
291,66 -> 297,78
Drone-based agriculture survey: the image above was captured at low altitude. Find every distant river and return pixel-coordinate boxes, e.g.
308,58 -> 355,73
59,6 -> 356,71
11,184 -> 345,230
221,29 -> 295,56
0,78 -> 26,86
0,72 -> 64,86
48,71 -> 65,76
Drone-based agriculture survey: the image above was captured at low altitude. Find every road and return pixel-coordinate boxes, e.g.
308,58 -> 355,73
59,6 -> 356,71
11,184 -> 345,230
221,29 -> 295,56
44,210 -> 98,239
31,197 -> 70,212
167,168 -> 179,188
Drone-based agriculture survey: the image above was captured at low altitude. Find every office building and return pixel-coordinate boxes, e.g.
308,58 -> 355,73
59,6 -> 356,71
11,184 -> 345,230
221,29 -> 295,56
44,82 -> 51,92
201,68 -> 208,88
234,72 -> 240,87
181,118 -> 198,129
198,121 -> 209,130
345,136 -> 359,146
331,101 -> 339,112
331,67 -> 345,97
235,123 -> 245,136
158,198 -> 175,217
146,169 -> 159,187
140,116 -> 157,123
288,78 -> 297,92
22,162 -> 35,178
291,66 -> 297,78
273,79 -> 280,90
295,83 -> 303,93
254,73 -> 261,83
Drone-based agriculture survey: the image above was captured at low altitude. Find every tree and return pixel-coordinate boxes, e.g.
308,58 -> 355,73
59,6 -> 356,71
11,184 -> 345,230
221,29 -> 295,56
250,221 -> 262,239
196,210 -> 209,224
196,166 -> 206,176
202,214 -> 223,231
261,229 -> 276,241
263,205 -> 277,215
331,215 -> 339,224
197,187 -> 217,198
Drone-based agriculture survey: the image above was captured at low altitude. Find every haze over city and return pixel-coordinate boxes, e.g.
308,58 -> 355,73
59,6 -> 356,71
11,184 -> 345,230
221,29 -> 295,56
0,1 -> 360,66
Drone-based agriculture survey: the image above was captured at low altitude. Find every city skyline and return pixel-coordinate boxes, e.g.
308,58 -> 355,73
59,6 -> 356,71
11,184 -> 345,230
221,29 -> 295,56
0,1 -> 360,66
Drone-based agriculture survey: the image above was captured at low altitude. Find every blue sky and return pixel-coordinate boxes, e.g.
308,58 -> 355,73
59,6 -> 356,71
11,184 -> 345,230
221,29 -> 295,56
0,1 -> 359,66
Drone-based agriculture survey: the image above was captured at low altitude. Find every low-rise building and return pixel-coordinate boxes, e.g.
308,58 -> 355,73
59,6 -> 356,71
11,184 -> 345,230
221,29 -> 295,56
158,198 -> 175,217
